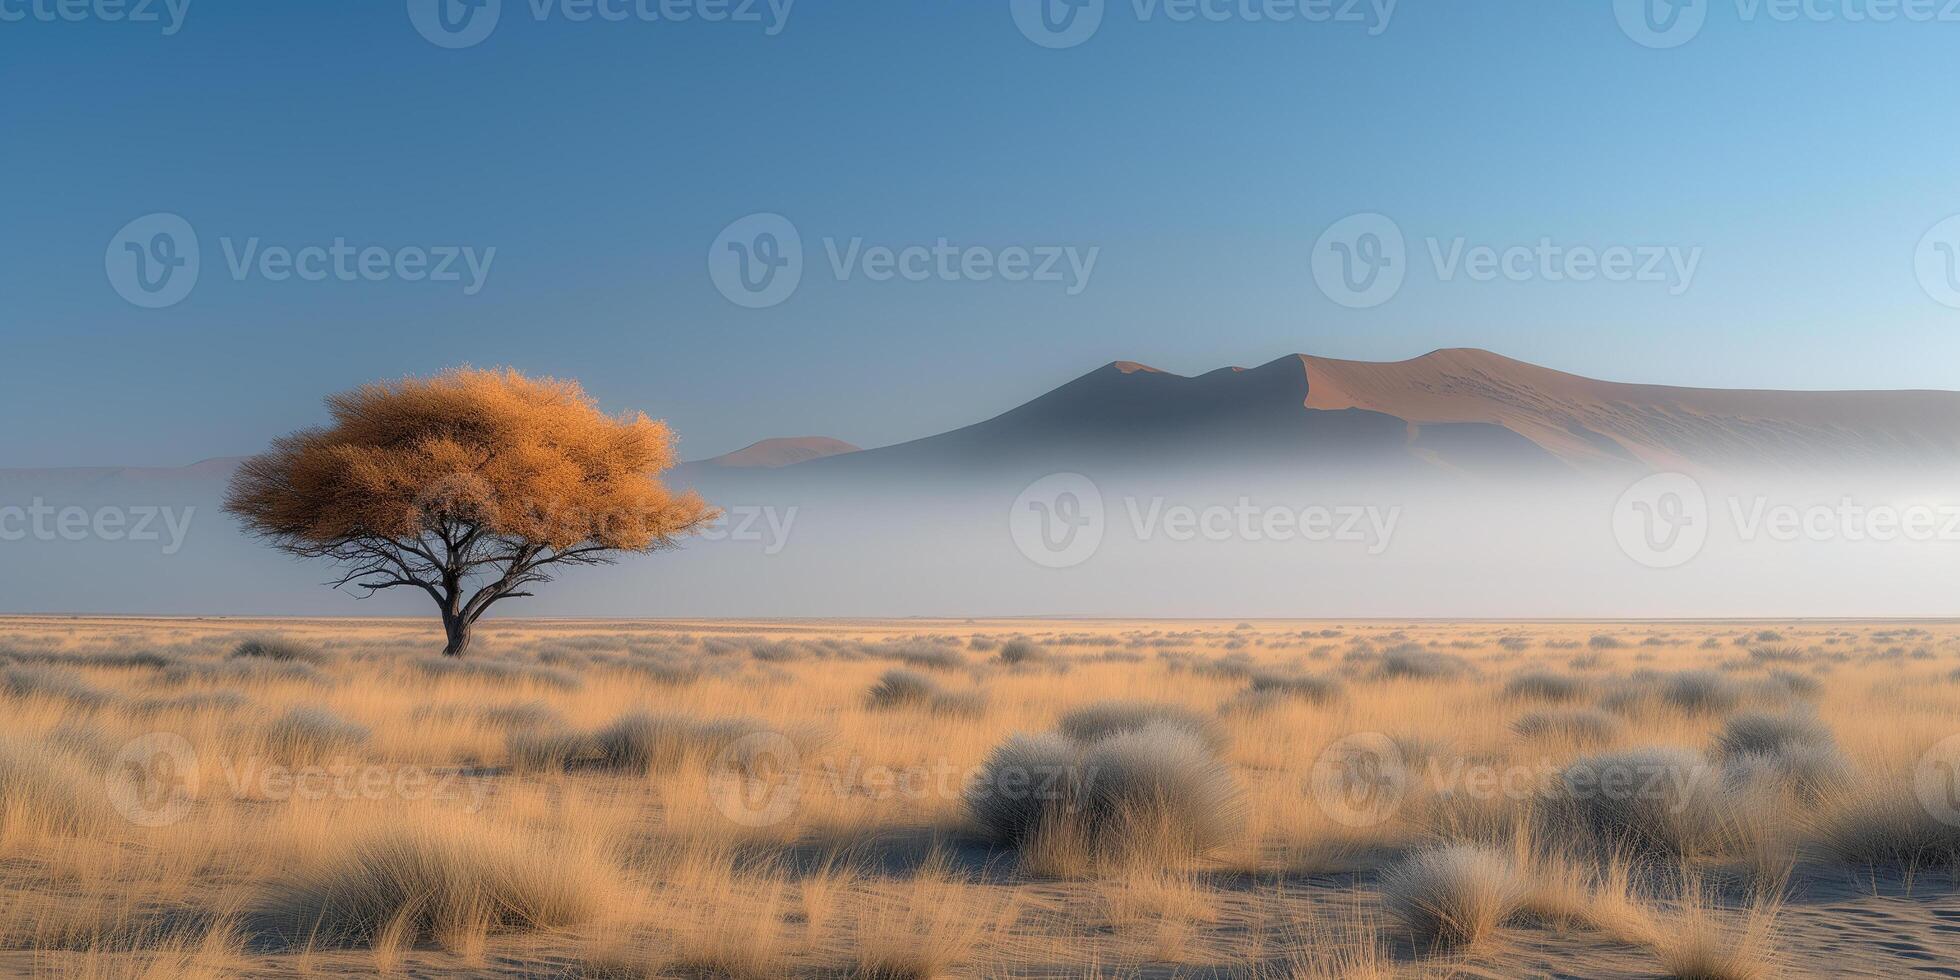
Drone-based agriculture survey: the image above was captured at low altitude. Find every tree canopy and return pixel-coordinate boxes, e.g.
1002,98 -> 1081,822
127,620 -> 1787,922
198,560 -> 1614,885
225,367 -> 714,655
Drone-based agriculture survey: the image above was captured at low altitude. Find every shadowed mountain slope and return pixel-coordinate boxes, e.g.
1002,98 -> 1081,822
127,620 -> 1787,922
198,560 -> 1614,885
776,348 -> 1960,479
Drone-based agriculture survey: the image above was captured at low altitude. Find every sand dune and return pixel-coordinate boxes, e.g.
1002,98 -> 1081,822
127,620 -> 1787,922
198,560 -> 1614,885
1297,348 -> 1960,472
694,436 -> 861,469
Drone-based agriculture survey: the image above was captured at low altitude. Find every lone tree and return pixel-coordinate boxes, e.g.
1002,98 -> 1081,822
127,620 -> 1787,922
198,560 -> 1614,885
225,368 -> 714,657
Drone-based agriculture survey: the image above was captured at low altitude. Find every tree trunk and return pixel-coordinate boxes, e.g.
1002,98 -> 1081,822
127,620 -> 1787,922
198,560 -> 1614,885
442,616 -> 473,657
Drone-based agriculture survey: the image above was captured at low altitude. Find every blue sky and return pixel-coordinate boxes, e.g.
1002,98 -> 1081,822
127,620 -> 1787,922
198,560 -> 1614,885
4,0 -> 1958,467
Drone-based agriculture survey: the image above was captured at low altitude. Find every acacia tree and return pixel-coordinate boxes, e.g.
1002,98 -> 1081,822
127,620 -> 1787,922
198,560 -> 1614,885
225,368 -> 715,657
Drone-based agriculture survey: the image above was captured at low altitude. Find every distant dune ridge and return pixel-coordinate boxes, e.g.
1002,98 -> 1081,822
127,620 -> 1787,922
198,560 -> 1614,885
1293,348 -> 1960,473
695,436 -> 861,469
9,349 -> 1960,485
769,347 -> 1960,478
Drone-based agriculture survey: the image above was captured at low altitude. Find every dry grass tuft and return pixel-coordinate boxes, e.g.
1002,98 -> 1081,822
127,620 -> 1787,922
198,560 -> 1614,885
866,669 -> 988,717
1378,844 -> 1527,948
1819,789 -> 1960,868
130,690 -> 251,716
1055,700 -> 1225,753
1512,707 -> 1622,744
1375,646 -> 1472,681
968,724 -> 1244,871
2,665 -> 116,708
1246,669 -> 1344,704
263,706 -> 370,760
590,711 -> 794,774
1503,669 -> 1589,702
1657,671 -> 1743,714
229,636 -> 327,664
508,727 -> 598,772
1646,881 -> 1783,980
0,735 -> 112,837
1711,712 -> 1834,759
997,639 -> 1055,666
415,656 -> 582,690
1544,747 -> 1732,861
256,821 -> 616,948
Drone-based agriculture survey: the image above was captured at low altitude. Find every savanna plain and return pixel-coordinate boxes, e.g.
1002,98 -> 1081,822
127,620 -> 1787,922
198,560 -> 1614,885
2,616 -> 1958,979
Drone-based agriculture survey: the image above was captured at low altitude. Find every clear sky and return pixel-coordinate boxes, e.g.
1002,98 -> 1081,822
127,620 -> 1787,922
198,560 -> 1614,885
4,1 -> 1958,467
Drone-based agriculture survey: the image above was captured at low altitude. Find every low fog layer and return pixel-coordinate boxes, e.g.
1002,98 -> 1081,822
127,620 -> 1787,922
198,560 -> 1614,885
3,463 -> 1958,619
8,348 -> 1960,618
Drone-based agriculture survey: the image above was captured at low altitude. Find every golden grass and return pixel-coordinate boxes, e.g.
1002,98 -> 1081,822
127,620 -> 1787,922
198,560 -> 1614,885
1378,844 -> 1526,948
0,615 -> 1954,976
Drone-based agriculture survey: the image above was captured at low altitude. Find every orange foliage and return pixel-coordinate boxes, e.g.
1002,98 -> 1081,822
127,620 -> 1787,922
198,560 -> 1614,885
225,368 -> 714,653
228,368 -> 711,551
